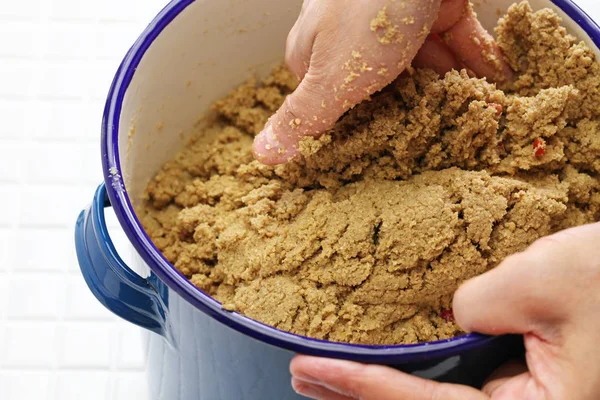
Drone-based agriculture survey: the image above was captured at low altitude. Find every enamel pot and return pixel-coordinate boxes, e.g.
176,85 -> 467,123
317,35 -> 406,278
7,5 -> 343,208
74,0 -> 600,398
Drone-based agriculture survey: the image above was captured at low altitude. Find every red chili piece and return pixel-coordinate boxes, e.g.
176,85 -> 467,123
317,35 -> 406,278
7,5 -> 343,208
533,137 -> 546,157
488,103 -> 503,116
440,309 -> 454,322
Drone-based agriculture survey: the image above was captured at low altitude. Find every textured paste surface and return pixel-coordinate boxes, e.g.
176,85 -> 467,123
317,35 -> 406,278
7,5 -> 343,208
141,3 -> 600,345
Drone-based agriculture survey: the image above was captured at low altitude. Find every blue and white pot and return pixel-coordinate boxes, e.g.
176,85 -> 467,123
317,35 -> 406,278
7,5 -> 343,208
74,0 -> 600,398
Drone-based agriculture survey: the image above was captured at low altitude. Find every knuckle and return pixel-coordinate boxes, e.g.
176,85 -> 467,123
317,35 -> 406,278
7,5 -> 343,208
521,231 -> 577,266
530,234 -> 565,251
285,45 -> 295,68
285,33 -> 296,59
284,48 -> 300,75
348,364 -> 377,399
285,36 -> 301,68
283,77 -> 323,116
500,250 -> 533,269
299,73 -> 324,96
511,235 -> 563,266
285,31 -> 312,79
422,379 -> 442,400
281,94 -> 303,121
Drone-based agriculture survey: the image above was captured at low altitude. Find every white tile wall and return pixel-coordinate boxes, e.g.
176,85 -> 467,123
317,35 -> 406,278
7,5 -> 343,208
0,186 -> 21,226
6,275 -> 65,319
0,1 -> 599,400
58,323 -> 113,368
55,372 -> 111,400
0,230 -> 17,270
3,323 -> 58,368
0,1 -> 42,20
64,276 -> 115,320
0,372 -> 52,400
113,371 -> 149,398
0,0 -> 168,399
0,140 -> 27,182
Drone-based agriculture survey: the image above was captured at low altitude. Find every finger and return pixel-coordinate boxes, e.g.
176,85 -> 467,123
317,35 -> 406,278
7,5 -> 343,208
480,360 -> 547,400
443,10 -> 514,84
292,378 -> 354,400
252,69 -> 338,165
255,2 -> 442,165
453,246 -> 564,337
286,23 -> 312,80
487,372 -> 541,400
481,360 -> 528,396
413,35 -> 462,76
431,0 -> 468,34
479,360 -> 550,400
453,224 -> 600,336
290,355 -> 488,400
286,0 -> 322,80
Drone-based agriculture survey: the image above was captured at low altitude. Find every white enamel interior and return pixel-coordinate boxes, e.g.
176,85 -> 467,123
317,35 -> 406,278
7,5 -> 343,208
118,0 -> 600,208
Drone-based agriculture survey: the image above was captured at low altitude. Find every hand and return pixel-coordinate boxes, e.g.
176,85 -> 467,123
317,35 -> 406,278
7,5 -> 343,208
253,0 -> 514,165
290,223 -> 600,399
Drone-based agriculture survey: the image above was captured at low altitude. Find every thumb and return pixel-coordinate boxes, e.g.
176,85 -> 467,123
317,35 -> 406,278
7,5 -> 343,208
252,69 -> 342,165
453,224 -> 600,337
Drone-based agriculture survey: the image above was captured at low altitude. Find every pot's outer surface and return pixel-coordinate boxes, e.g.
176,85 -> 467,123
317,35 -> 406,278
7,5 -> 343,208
75,0 -> 600,398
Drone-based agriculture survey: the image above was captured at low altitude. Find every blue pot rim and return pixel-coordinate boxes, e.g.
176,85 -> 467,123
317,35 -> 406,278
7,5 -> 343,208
101,0 -> 600,361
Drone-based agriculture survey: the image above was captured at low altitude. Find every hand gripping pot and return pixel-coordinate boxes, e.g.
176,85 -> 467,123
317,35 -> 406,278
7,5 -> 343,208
74,0 -> 600,398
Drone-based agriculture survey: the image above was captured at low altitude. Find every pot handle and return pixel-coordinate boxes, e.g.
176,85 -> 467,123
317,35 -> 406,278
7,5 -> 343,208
75,183 -> 169,338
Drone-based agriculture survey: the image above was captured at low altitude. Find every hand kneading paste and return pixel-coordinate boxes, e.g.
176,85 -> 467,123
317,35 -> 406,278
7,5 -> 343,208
140,3 -> 600,345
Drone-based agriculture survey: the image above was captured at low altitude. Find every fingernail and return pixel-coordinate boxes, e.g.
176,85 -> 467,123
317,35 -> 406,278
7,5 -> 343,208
291,379 -> 325,399
252,122 -> 298,165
